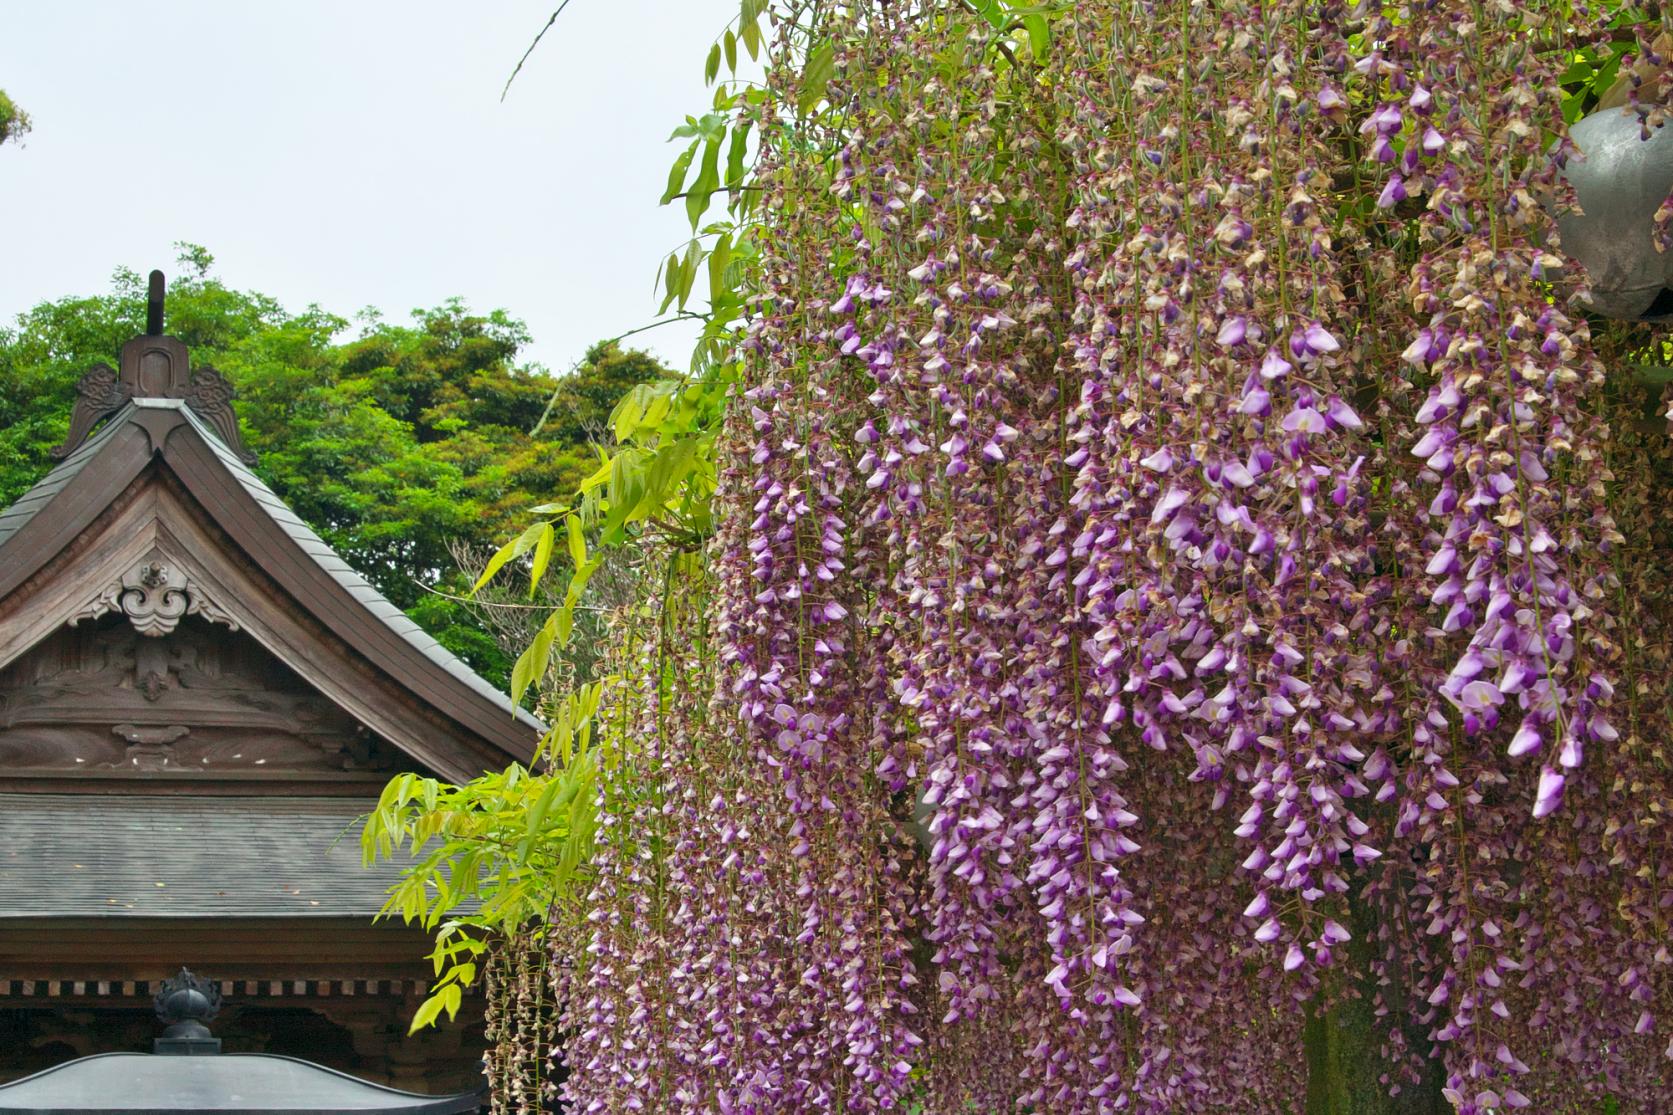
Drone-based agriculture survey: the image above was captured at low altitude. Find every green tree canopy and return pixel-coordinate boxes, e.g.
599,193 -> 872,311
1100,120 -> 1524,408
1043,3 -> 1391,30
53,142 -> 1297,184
0,251 -> 666,687
0,88 -> 28,147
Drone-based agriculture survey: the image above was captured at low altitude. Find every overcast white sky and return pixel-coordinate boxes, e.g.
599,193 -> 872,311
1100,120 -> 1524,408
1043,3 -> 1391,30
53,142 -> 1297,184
0,0 -> 740,374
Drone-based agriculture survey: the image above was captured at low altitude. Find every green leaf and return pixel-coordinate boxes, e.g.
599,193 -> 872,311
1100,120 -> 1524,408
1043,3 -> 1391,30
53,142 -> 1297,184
686,137 -> 722,230
567,557 -> 602,606
661,141 -> 697,206
473,521 -> 546,593
566,513 -> 588,568
408,991 -> 450,1033
1592,54 -> 1623,97
658,250 -> 683,315
579,452 -> 615,494
511,610 -> 560,707
522,778 -> 564,856
1023,14 -> 1050,57
675,239 -> 703,312
613,385 -> 649,442
725,121 -> 751,191
527,522 -> 556,598
705,43 -> 721,84
646,436 -> 698,506
707,233 -> 734,306
1559,58 -> 1595,86
695,112 -> 728,144
971,0 -> 1006,30
724,29 -> 738,73
799,43 -> 836,115
640,391 -> 673,434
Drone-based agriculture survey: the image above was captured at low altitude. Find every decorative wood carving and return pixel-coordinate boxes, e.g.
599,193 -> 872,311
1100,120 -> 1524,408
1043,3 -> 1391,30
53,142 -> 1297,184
49,365 -> 134,459
121,333 -> 191,398
70,556 -> 241,640
112,723 -> 191,770
184,367 -> 257,465
0,619 -> 402,777
48,320 -> 257,464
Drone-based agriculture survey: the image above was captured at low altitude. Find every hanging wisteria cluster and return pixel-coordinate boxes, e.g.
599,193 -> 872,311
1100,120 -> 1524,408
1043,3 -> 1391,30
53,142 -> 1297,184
549,1 -> 1673,1111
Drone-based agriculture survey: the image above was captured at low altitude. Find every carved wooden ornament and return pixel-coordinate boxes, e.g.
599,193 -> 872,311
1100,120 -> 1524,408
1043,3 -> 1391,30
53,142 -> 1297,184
71,556 -> 240,638
49,273 -> 256,463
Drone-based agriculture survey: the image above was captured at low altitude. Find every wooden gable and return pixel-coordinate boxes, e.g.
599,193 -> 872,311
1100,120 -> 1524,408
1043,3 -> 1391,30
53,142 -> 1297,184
0,616 -> 402,791
0,319 -> 539,790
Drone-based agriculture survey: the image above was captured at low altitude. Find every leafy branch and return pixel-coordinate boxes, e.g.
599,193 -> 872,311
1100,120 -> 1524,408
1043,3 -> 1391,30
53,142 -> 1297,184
362,682 -> 607,1031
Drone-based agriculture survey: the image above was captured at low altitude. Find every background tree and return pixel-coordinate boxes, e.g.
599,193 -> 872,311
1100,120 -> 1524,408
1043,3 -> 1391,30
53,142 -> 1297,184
0,248 -> 668,687
0,88 -> 28,147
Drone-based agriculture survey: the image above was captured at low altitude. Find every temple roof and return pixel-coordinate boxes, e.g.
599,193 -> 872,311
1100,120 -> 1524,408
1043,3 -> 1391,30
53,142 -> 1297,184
0,795 -> 404,919
0,303 -> 541,783
3,400 -> 538,738
0,1053 -> 484,1113
0,393 -> 128,553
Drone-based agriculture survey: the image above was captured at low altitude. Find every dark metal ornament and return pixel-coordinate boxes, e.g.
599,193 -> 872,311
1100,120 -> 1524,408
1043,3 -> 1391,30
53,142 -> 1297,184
1556,107 -> 1673,322
145,269 -> 165,336
153,966 -> 223,1055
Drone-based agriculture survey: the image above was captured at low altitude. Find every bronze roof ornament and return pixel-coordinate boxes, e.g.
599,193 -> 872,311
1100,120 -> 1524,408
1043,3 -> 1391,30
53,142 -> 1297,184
153,967 -> 223,1056
50,270 -> 257,465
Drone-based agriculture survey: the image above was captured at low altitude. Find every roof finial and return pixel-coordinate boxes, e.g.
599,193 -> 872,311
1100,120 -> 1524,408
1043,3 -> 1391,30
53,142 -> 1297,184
146,270 -> 165,336
47,274 -> 258,464
153,966 -> 223,1055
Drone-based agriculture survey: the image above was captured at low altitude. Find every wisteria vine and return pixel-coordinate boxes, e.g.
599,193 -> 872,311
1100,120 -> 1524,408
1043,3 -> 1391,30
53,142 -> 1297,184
542,2 -> 1673,1112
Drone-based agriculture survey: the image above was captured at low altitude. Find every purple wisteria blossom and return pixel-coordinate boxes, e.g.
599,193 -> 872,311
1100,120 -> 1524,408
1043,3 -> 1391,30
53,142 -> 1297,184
553,3 -> 1673,1113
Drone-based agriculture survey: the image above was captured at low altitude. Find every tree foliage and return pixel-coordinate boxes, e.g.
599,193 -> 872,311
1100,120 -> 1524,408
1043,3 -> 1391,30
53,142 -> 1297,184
0,251 -> 667,686
0,88 -> 27,148
362,0 -> 762,1082
362,682 -> 608,1002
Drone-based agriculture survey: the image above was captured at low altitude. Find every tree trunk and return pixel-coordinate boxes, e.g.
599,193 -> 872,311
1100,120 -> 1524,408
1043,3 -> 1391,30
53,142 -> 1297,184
1303,878 -> 1449,1115
1304,996 -> 1448,1115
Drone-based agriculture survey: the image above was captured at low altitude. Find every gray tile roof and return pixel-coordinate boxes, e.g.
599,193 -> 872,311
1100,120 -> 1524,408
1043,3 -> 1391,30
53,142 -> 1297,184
0,795 -> 408,918
0,1053 -> 485,1113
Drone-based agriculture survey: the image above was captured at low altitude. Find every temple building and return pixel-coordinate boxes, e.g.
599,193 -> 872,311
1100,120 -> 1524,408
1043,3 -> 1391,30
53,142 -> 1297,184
0,276 -> 539,1091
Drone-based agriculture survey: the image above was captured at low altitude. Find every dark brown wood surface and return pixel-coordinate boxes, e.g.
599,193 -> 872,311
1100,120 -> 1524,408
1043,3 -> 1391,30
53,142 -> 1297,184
0,917 -> 435,984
